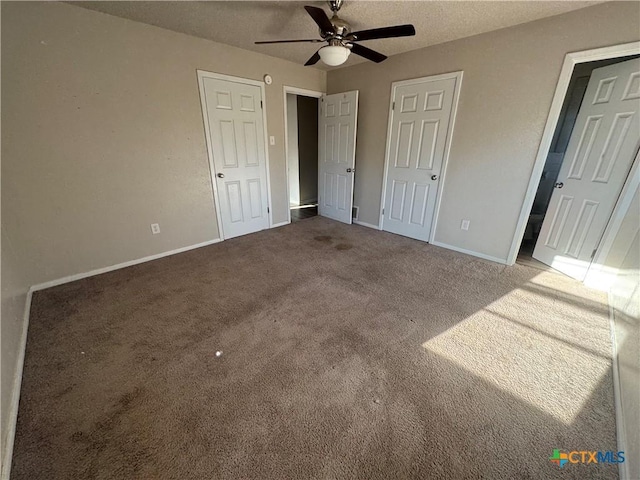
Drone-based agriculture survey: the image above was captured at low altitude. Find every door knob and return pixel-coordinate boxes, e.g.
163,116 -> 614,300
554,182 -> 564,189
431,175 -> 438,181
217,173 -> 225,178
347,168 -> 354,173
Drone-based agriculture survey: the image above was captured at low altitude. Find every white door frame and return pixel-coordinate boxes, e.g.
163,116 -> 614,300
283,85 -> 324,224
378,71 -> 464,242
507,41 -> 640,265
584,146 -> 640,289
196,70 -> 274,240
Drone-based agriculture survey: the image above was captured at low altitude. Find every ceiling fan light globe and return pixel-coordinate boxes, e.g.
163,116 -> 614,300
319,45 -> 350,66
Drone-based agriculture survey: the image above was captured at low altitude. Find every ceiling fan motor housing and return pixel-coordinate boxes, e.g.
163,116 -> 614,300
322,14 -> 350,41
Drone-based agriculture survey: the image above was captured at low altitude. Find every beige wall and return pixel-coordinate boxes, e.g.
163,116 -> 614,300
611,235 -> 639,480
606,186 -> 639,479
1,0 -> 324,469
1,1 -> 325,286
327,1 -> 640,261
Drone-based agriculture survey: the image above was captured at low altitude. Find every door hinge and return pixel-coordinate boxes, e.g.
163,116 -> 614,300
260,100 -> 263,109
267,206 -> 270,213
392,101 -> 395,110
591,248 -> 597,259
382,208 -> 385,215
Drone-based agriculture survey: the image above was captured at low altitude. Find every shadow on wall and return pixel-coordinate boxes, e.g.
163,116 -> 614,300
297,96 -> 319,206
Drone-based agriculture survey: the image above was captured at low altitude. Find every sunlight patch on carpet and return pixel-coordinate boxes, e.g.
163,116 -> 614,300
422,274 -> 611,425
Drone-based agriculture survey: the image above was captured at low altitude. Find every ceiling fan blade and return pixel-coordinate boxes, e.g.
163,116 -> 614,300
349,43 -> 387,63
304,50 -> 321,66
348,24 -> 415,41
304,6 -> 335,34
255,39 -> 324,44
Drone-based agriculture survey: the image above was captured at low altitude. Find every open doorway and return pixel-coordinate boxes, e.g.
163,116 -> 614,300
516,53 -> 640,274
285,89 -> 321,223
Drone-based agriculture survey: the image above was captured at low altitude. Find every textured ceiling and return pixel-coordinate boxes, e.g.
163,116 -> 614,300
72,1 -> 603,70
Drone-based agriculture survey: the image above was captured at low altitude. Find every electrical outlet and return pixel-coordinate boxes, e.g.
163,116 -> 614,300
461,220 -> 470,231
151,223 -> 160,235
269,136 -> 276,146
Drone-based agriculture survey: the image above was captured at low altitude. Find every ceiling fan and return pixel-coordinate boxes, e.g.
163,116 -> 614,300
254,0 -> 416,67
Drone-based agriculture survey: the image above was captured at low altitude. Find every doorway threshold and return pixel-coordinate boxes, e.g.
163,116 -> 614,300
290,204 -> 318,222
516,253 -> 565,275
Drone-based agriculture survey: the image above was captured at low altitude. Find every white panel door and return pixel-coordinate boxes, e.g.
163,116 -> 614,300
318,91 -> 358,224
202,77 -> 270,239
534,58 -> 640,280
382,76 -> 459,241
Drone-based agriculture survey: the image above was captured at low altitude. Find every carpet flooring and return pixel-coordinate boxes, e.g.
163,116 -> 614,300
12,217 -> 617,479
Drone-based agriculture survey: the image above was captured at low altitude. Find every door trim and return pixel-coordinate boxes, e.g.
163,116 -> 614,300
506,41 -> 640,265
379,71 -> 464,241
283,85 -> 324,224
196,70 -> 274,240
584,147 -> 640,290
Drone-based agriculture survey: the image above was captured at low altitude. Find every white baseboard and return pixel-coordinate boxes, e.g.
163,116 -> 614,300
31,238 -> 222,292
608,290 -> 629,480
1,290 -> 33,480
430,240 -> 508,265
271,220 -> 291,229
353,219 -> 380,230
